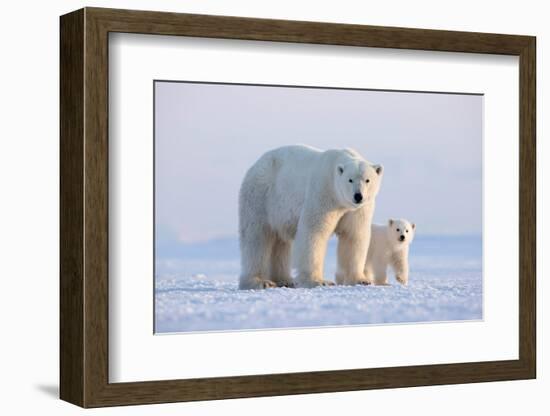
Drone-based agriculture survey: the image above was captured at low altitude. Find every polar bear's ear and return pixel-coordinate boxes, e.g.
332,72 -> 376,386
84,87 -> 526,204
388,219 -> 394,226
374,164 -> 383,175
411,223 -> 416,230
337,165 -> 344,175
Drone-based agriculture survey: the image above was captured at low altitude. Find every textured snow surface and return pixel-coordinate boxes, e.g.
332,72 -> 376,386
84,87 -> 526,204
155,236 -> 482,333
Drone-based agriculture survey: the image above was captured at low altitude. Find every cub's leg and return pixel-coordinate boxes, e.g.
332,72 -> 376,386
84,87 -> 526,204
373,259 -> 389,285
391,251 -> 409,285
363,259 -> 376,285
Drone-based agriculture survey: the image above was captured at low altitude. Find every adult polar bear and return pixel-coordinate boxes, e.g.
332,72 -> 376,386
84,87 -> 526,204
238,145 -> 383,289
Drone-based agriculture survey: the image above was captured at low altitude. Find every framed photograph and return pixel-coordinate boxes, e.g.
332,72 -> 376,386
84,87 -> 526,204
60,7 -> 536,408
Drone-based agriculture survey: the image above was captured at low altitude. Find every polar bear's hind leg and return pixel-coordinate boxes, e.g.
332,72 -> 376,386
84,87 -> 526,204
269,237 -> 295,287
238,226 -> 277,290
238,171 -> 277,290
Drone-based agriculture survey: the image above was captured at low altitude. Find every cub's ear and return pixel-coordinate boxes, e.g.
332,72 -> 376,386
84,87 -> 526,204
374,164 -> 383,175
411,223 -> 416,230
337,165 -> 344,175
388,219 -> 394,226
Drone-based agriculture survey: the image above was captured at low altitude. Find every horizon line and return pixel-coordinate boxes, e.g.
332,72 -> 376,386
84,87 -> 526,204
161,233 -> 483,245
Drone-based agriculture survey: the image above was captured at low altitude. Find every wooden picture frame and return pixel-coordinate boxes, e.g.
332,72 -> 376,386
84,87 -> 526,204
60,7 -> 536,408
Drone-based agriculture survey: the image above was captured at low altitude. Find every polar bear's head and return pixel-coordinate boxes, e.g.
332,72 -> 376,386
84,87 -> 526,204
335,160 -> 383,209
387,218 -> 416,245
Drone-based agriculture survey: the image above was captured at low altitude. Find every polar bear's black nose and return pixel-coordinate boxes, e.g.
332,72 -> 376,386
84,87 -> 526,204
399,235 -> 405,241
354,193 -> 363,203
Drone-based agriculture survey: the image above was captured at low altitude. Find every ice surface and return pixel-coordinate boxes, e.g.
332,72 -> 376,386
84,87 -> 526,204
155,235 -> 482,333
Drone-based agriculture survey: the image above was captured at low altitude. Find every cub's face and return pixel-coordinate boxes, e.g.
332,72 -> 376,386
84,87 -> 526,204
387,219 -> 416,245
335,161 -> 383,209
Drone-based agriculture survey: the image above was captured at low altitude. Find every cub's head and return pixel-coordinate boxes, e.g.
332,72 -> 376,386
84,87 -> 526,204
335,160 -> 383,209
387,219 -> 416,245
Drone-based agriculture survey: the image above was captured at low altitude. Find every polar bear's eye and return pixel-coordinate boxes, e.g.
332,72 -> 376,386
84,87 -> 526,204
406,229 -> 409,233
348,179 -> 353,183
396,228 -> 400,232
365,179 -> 370,183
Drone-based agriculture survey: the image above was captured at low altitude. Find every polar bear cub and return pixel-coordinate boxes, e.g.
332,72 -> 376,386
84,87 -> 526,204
238,145 -> 383,289
364,219 -> 415,286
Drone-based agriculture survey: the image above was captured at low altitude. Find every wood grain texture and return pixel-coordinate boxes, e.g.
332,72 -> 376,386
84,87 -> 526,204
59,8 -> 84,407
83,10 -> 110,406
88,7 -> 532,54
518,38 -> 536,376
59,7 -> 537,408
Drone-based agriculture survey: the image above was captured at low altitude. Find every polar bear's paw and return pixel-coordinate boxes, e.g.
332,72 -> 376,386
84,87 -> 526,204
261,280 -> 277,289
239,277 -> 277,290
296,278 -> 335,288
355,274 -> 374,286
336,272 -> 373,286
395,275 -> 408,286
269,276 -> 296,288
275,279 -> 296,288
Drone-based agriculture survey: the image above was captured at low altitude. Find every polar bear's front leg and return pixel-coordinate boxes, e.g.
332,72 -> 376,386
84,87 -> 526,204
335,209 -> 371,285
294,213 -> 337,288
335,233 -> 371,285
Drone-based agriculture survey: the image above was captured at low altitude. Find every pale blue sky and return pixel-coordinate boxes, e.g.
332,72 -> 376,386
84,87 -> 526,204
155,81 -> 482,244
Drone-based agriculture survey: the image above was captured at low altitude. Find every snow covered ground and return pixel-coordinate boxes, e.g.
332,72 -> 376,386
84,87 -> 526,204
155,235 -> 482,333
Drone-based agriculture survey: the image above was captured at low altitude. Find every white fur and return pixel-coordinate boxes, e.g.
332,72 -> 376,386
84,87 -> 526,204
238,145 -> 383,289
364,219 -> 416,286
